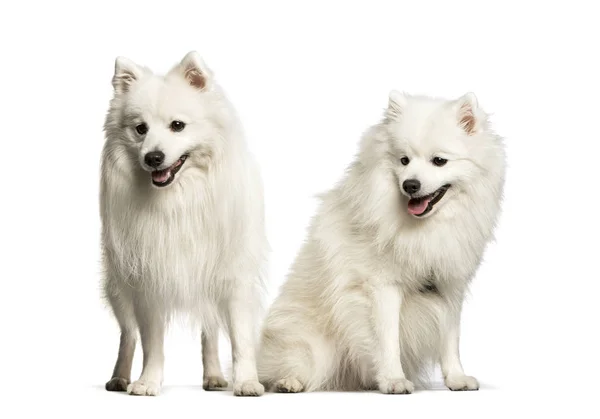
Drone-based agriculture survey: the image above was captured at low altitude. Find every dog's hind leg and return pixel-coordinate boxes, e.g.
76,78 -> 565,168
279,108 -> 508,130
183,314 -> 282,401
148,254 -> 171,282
201,326 -> 228,390
258,322 -> 336,393
127,297 -> 166,396
226,281 -> 265,396
105,291 -> 137,392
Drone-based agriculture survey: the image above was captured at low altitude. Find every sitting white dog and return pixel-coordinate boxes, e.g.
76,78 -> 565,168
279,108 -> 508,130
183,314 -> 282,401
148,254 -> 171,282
257,91 -> 506,393
100,51 -> 268,396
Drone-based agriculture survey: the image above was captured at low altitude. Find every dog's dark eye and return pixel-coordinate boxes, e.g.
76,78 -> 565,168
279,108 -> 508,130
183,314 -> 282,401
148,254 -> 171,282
432,157 -> 448,167
170,120 -> 186,132
135,123 -> 148,135
400,156 -> 410,166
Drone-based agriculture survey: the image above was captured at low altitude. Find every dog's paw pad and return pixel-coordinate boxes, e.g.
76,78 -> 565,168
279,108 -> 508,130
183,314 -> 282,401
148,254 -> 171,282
274,378 -> 304,393
233,380 -> 264,397
379,378 -> 414,394
203,375 -> 228,391
445,375 -> 479,391
127,380 -> 161,396
105,377 -> 129,392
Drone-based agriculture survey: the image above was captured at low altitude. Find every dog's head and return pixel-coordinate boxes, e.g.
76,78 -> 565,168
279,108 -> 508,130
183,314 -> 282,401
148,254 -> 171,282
377,91 -> 503,219
105,51 -> 226,188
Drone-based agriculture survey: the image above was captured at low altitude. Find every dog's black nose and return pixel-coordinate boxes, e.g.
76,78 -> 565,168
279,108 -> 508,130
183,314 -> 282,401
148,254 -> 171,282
402,179 -> 421,195
144,151 -> 165,168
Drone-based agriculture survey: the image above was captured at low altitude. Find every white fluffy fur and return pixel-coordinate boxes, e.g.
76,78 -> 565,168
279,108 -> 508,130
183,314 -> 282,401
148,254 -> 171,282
100,51 -> 268,396
257,91 -> 506,393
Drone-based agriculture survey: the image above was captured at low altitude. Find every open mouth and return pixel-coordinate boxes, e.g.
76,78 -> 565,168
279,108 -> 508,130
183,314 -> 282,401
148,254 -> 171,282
151,154 -> 189,187
407,184 -> 451,217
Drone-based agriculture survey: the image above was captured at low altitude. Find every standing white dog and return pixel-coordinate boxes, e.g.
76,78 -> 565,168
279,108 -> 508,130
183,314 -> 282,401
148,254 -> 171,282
257,91 -> 506,393
100,51 -> 268,396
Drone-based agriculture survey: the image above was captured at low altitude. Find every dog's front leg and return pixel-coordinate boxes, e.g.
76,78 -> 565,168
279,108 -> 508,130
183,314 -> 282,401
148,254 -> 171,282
440,304 -> 479,391
201,326 -> 228,390
127,299 -> 165,396
371,283 -> 414,394
227,281 -> 264,396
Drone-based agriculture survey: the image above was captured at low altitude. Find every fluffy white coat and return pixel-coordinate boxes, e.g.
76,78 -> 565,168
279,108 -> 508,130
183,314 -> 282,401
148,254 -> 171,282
100,51 -> 268,396
257,91 -> 506,394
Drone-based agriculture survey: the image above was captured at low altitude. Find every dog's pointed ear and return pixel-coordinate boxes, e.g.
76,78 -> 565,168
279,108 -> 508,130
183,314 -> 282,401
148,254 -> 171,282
112,56 -> 143,94
176,51 -> 212,90
454,92 -> 480,135
386,90 -> 407,121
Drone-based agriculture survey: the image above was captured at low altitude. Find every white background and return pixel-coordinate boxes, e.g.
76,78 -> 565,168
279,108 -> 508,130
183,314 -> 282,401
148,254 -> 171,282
1,1 -> 599,417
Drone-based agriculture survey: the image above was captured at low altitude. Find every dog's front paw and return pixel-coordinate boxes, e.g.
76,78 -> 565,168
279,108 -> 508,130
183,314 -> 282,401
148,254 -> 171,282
233,380 -> 264,397
274,377 -> 304,393
127,380 -> 161,396
445,375 -> 479,391
203,375 -> 228,391
378,377 -> 414,394
105,377 -> 129,392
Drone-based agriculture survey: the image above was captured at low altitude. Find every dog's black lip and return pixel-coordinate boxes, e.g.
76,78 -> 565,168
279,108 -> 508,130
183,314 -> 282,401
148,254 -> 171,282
411,184 -> 451,217
151,154 -> 189,187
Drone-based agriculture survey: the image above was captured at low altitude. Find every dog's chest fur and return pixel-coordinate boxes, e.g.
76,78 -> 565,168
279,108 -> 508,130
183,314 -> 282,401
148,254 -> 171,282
102,184 -> 237,305
388,217 -> 488,292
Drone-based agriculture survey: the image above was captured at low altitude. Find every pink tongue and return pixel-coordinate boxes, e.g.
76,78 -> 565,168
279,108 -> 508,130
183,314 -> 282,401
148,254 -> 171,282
152,170 -> 171,183
408,197 -> 431,215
